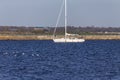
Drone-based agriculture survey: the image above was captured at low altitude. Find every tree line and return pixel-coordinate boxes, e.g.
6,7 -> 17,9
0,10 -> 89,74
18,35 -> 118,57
0,26 -> 120,35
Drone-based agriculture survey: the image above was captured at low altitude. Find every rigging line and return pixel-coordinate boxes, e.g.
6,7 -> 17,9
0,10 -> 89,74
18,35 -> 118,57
53,0 -> 64,38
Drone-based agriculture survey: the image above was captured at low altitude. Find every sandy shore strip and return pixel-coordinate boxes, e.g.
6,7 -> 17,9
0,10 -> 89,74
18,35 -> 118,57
0,35 -> 120,40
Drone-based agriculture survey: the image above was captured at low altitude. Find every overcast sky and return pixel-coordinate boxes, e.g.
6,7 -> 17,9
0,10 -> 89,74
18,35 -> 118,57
0,0 -> 120,27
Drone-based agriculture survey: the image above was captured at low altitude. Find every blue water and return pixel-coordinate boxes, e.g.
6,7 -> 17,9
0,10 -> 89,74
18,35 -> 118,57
0,40 -> 120,80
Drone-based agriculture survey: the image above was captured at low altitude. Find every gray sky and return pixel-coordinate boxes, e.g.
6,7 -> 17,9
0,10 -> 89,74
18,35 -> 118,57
0,0 -> 120,27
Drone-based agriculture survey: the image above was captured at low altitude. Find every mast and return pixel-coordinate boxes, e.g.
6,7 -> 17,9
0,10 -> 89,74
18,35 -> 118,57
65,0 -> 67,41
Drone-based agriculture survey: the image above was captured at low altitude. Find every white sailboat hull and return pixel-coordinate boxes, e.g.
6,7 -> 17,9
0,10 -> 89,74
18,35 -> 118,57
53,38 -> 85,43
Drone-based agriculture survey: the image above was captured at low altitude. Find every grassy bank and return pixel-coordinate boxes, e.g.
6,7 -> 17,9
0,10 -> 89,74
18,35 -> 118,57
0,35 -> 120,40
0,35 -> 52,40
84,35 -> 120,40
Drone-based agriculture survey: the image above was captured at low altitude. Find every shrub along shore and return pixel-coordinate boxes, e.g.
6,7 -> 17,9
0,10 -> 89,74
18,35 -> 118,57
0,35 -> 120,40
0,26 -> 120,40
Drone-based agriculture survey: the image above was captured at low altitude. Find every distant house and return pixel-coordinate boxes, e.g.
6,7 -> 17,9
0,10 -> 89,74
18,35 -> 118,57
33,27 -> 44,30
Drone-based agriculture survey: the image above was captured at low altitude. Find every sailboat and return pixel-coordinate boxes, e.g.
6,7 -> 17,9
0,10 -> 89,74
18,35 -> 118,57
53,0 -> 85,43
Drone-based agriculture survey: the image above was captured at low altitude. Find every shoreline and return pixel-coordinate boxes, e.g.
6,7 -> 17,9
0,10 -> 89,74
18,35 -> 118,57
0,35 -> 120,40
